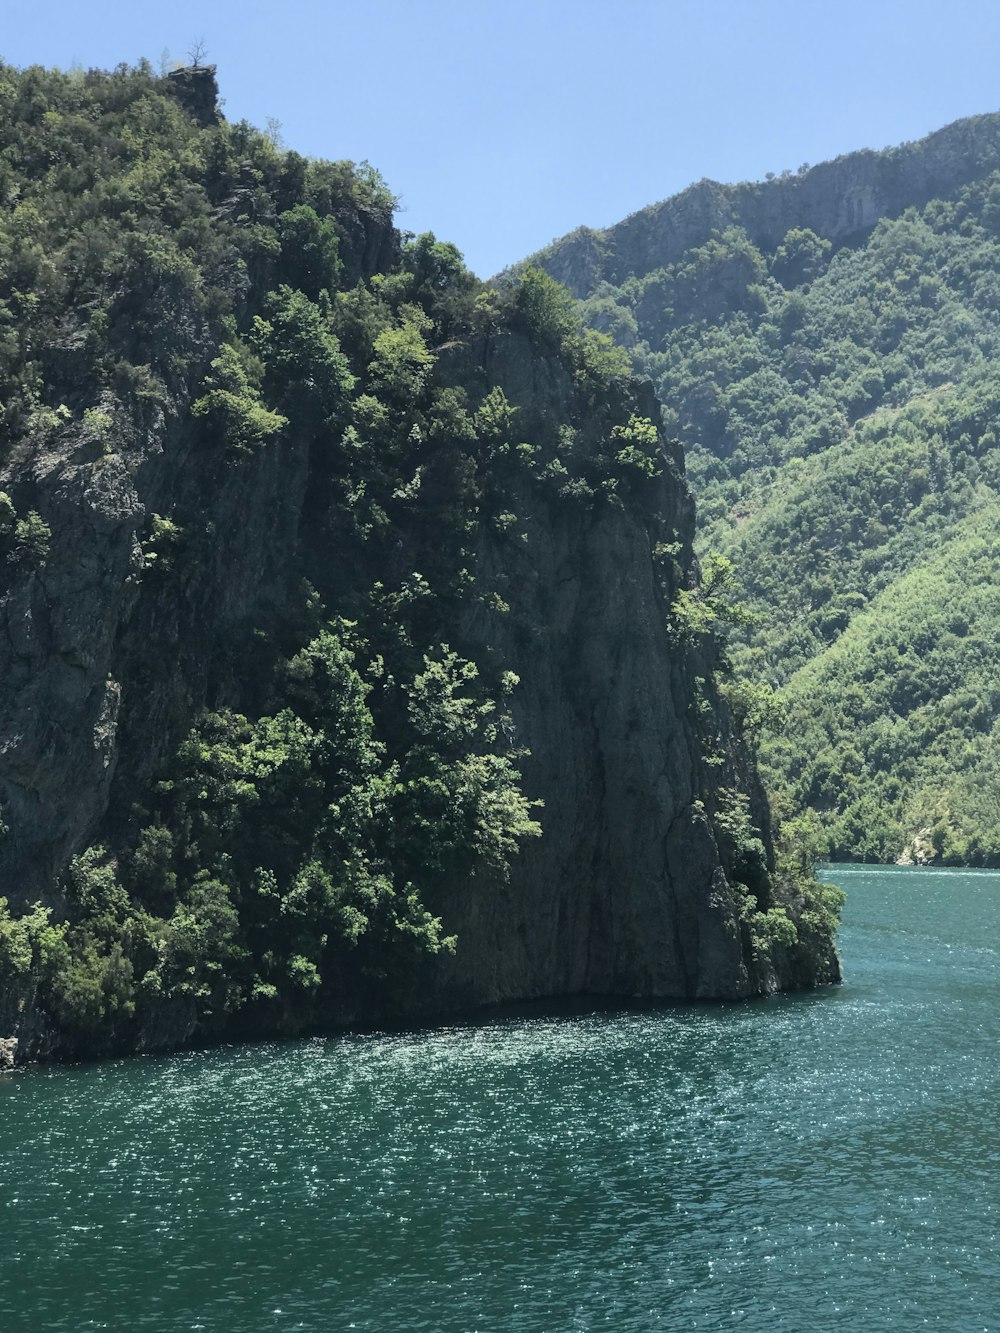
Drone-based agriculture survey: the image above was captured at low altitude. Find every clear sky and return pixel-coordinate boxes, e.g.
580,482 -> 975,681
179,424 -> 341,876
3,0 -> 1000,276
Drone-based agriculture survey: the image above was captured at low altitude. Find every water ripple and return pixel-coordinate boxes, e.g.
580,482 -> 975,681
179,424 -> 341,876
2,866 -> 1000,1330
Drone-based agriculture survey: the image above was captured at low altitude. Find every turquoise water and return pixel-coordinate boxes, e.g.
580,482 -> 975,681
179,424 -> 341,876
2,865 -> 1000,1331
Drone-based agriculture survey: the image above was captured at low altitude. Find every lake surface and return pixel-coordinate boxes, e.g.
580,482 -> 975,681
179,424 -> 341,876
2,865 -> 999,1331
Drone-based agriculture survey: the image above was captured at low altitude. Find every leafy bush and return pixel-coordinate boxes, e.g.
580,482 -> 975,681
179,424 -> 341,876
191,343 -> 287,454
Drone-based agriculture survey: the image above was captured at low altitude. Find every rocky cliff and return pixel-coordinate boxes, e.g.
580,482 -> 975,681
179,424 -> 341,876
430,336 -> 772,1006
0,62 -> 839,1063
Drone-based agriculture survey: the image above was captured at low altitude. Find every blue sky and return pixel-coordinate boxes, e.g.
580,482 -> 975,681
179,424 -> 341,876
3,0 -> 1000,276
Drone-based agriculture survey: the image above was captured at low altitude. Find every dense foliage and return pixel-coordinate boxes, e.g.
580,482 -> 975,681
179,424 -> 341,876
0,61 -> 833,1058
0,627 -> 543,1054
0,61 -> 552,1052
557,161 -> 1000,864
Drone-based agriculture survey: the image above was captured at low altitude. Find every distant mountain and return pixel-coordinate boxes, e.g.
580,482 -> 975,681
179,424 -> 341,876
519,112 -> 1000,296
525,113 -> 1000,864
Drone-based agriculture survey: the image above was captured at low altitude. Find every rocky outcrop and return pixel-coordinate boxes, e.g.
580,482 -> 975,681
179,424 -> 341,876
0,330 -> 834,1064
524,112 -> 1000,295
165,65 -> 222,128
0,65 -> 839,1066
0,332 -> 807,1044
442,492 -> 755,1002
424,333 -> 799,1006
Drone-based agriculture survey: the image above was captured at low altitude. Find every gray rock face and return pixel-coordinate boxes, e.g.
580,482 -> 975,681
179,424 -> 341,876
0,449 -> 143,901
428,335 -> 777,1006
527,112 -> 1000,295
441,500 -> 753,1003
0,203 -> 395,909
0,404 -> 316,903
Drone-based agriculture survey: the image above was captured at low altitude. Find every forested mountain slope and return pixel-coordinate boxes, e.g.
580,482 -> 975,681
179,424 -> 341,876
528,113 -> 1000,864
0,62 -> 839,1065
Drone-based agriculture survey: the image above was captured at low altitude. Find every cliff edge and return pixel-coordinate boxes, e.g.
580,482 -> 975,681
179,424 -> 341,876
0,62 -> 839,1062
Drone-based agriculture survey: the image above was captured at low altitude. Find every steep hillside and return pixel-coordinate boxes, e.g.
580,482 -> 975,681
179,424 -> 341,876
0,62 -> 839,1064
764,501 -> 1000,862
529,113 -> 1000,864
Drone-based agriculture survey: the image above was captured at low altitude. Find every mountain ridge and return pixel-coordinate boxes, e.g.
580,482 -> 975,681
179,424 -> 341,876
517,109 -> 1000,295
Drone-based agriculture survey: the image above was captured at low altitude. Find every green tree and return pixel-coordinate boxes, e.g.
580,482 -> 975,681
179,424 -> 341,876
191,343 -> 287,454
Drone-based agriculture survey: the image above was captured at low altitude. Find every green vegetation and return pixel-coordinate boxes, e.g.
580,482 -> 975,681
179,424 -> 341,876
762,503 -> 1000,862
557,162 -> 1000,864
8,626 -> 542,1056
0,60 -> 831,1058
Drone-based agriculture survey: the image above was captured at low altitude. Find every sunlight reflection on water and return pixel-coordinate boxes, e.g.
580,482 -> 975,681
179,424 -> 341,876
2,866 -> 999,1331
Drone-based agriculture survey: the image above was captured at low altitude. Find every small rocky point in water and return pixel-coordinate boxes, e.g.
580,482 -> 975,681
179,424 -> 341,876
897,828 -> 936,866
0,1037 -> 18,1070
